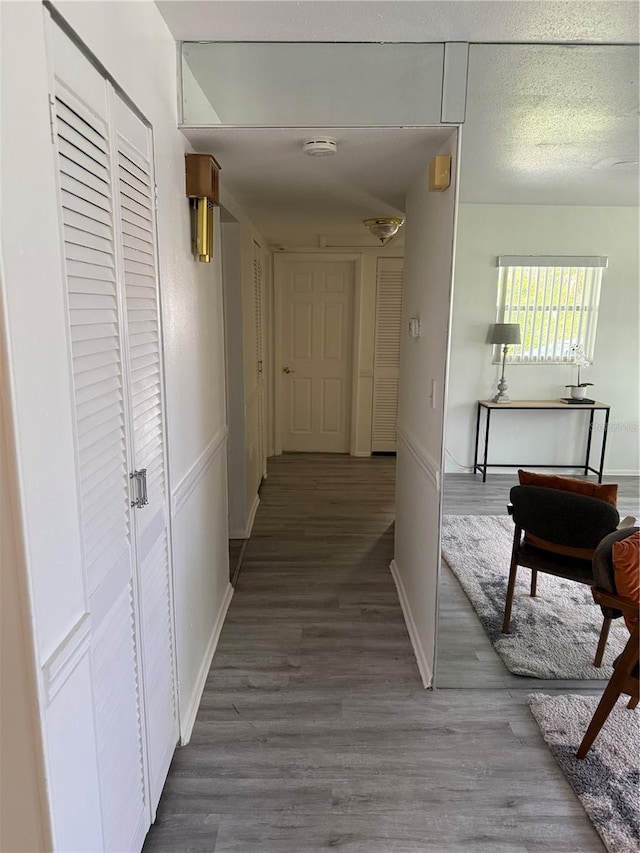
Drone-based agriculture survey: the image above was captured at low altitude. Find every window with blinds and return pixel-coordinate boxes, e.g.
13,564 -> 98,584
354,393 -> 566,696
495,255 -> 607,363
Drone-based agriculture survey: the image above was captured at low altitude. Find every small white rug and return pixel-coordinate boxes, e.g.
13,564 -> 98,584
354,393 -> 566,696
529,693 -> 640,853
441,515 -> 627,679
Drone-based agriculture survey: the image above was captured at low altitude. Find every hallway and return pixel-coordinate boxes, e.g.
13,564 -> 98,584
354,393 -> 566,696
144,455 -> 602,852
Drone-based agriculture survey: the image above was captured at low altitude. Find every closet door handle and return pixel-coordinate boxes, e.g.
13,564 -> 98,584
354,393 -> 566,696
139,468 -> 148,507
130,469 -> 149,509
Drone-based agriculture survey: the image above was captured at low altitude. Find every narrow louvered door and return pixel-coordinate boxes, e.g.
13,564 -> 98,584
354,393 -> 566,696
113,94 -> 178,814
372,258 -> 404,452
51,31 -> 148,853
253,240 -> 265,477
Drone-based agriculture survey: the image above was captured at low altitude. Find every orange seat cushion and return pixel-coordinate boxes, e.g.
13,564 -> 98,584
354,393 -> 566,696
612,531 -> 640,631
517,470 -> 618,507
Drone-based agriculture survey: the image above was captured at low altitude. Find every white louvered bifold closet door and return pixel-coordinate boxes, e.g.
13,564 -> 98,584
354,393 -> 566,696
51,30 -> 148,853
114,94 -> 178,813
371,258 -> 404,452
253,240 -> 265,477
50,20 -> 177,851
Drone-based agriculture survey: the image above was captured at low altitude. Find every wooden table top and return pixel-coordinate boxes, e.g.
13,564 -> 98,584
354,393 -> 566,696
479,399 -> 610,410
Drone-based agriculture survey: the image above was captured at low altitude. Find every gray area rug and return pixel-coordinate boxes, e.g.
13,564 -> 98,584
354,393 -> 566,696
529,693 -> 640,853
441,515 -> 627,678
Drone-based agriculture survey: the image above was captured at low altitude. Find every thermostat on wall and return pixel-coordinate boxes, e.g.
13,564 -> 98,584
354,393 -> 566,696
408,317 -> 421,338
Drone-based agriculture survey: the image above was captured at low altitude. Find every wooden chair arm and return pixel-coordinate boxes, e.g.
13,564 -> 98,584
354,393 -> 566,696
592,587 -> 640,617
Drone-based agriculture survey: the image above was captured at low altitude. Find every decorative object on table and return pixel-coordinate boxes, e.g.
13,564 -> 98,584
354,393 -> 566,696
487,323 -> 521,403
565,343 -> 594,400
440,514 -> 627,678
528,693 -> 640,853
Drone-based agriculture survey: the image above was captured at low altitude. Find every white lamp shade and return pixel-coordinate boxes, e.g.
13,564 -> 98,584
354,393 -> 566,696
487,323 -> 521,345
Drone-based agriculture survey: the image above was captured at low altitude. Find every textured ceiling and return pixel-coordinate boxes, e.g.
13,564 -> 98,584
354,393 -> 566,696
169,4 -> 639,241
183,127 -> 452,245
157,1 -> 639,44
460,44 -> 640,205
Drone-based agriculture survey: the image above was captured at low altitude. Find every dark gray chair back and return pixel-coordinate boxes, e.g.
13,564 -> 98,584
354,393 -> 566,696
509,485 -> 620,550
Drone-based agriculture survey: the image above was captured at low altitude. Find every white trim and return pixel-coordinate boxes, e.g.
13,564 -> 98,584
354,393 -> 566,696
246,493 -> 260,537
42,613 -> 92,704
228,492 -> 261,539
605,469 -> 640,476
171,426 -> 228,516
389,560 -> 432,688
244,384 -> 260,410
179,582 -> 234,745
353,451 -> 372,458
396,423 -> 441,492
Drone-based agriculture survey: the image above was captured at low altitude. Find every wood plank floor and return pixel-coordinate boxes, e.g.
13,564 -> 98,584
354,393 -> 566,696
144,455 -> 606,852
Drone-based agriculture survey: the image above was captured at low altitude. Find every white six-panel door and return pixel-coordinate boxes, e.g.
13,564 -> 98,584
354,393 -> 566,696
50,19 -> 177,851
279,260 -> 354,453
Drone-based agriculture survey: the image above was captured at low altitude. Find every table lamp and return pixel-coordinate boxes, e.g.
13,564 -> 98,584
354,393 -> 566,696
487,323 -> 521,403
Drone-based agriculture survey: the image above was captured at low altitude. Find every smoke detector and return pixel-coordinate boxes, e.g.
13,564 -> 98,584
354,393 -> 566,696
303,138 -> 337,157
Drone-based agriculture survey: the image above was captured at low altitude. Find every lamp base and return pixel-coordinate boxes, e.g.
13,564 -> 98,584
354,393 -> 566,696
492,392 -> 511,404
492,374 -> 510,403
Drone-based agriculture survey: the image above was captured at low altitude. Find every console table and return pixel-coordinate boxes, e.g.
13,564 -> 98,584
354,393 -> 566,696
473,400 -> 611,482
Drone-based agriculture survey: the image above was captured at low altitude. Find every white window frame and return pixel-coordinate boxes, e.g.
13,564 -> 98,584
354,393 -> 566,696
494,255 -> 607,364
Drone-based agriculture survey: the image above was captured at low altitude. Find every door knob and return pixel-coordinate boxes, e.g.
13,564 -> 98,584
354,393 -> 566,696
282,366 -> 295,374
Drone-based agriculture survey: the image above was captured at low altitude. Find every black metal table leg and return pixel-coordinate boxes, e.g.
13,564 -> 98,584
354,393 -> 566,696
482,408 -> 491,483
473,402 -> 481,475
598,408 -> 611,483
584,409 -> 595,475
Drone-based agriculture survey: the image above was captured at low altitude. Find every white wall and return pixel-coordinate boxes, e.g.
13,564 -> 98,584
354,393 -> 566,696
446,204 -> 640,476
219,188 -> 269,537
1,0 -> 232,846
392,133 -> 458,686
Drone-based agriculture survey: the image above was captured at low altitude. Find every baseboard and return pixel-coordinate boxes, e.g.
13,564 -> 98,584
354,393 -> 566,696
228,528 -> 247,539
179,582 -> 234,745
389,559 -> 432,688
245,493 -> 260,537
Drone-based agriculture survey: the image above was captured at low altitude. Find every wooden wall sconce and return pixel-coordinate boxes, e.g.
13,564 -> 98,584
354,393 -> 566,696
185,154 -> 221,262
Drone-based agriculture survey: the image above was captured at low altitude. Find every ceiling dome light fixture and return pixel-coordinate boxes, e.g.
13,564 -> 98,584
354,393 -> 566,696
363,217 -> 405,244
303,138 -> 338,157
